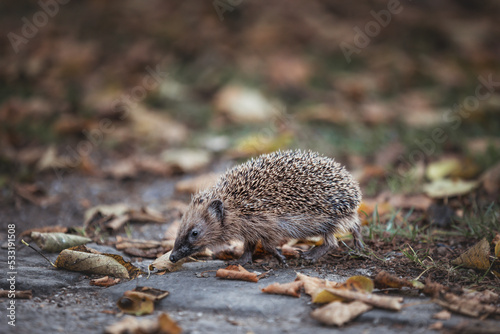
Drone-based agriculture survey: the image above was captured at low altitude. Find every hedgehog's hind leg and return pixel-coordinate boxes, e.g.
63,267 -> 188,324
351,225 -> 364,250
301,233 -> 338,262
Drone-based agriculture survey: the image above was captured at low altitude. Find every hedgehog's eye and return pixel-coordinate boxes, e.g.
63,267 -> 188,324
190,230 -> 199,238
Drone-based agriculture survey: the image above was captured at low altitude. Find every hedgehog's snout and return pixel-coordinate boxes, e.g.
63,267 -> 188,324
169,252 -> 178,263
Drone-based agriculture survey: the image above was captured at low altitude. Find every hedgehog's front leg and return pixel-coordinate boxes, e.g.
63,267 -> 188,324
301,233 -> 338,262
237,242 -> 256,265
261,240 -> 287,266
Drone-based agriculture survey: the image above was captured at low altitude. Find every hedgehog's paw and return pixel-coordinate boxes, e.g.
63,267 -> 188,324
300,246 -> 328,263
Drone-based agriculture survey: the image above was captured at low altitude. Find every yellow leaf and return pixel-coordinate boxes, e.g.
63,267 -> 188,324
451,238 -> 490,270
423,179 -> 478,198
426,158 -> 462,181
312,289 -> 344,304
344,276 -> 374,293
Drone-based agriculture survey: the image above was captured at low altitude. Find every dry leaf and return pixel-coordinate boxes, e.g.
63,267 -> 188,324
261,281 -> 304,298
374,271 -> 414,289
116,287 -> 169,316
161,149 -> 212,173
451,238 -> 490,270
426,158 -> 462,181
428,322 -> 443,330
312,276 -> 374,304
216,264 -> 258,283
36,145 -> 74,171
322,288 -> 403,311
20,225 -> 68,238
433,292 -> 500,318
55,245 -> 142,278
105,313 -> 181,334
0,290 -> 32,299
388,194 -> 433,211
128,106 -> 188,145
31,232 -> 91,252
432,310 -> 451,320
311,301 -> 372,326
232,132 -> 293,157
14,183 -> 59,207
214,85 -> 280,124
90,276 -> 121,287
175,173 -> 219,194
481,161 -> 500,196
294,273 -> 340,299
423,178 -> 479,198
103,159 -> 137,179
150,250 -> 186,272
357,200 -> 394,225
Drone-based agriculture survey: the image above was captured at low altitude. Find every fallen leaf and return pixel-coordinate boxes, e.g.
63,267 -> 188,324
451,238 -> 490,270
31,232 -> 92,252
423,178 -> 479,198
426,158 -> 479,181
20,225 -> 68,238
161,148 -> 212,173
150,250 -> 186,272
428,322 -> 443,330
481,161 -> 500,196
117,293 -> 154,316
55,245 -> 143,278
322,288 -> 403,311
175,173 -> 219,194
103,159 -> 137,179
261,281 -> 304,298
357,200 -> 394,225
294,273 -> 340,299
105,313 -> 181,334
216,264 -> 258,283
128,106 -> 188,145
214,85 -> 281,124
426,158 -> 462,181
311,301 -> 372,326
90,276 -> 121,287
432,310 -> 451,320
116,287 -> 169,316
232,132 -> 293,157
14,183 -> 59,207
374,271 -> 415,289
388,194 -> 433,211
0,290 -> 32,299
433,292 -> 500,318
312,276 -> 374,304
36,145 -> 75,171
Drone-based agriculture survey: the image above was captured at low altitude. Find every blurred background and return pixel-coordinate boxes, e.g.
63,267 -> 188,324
1,1 -> 499,230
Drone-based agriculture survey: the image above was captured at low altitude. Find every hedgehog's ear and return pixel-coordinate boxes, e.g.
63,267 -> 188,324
208,199 -> 224,223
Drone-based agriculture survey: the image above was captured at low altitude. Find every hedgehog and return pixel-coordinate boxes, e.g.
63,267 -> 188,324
169,150 -> 362,265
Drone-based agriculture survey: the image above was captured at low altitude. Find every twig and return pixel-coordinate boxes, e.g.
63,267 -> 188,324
21,239 -> 56,267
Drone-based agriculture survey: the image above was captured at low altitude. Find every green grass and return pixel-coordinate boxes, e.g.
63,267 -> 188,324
451,202 -> 499,240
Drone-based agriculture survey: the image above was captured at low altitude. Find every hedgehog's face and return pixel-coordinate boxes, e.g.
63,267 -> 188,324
169,195 -> 225,263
